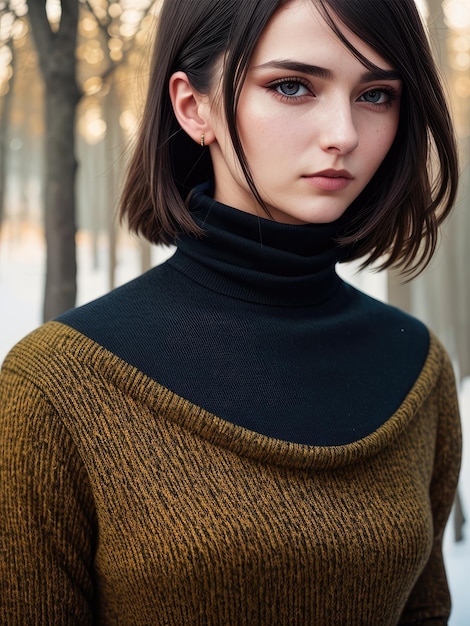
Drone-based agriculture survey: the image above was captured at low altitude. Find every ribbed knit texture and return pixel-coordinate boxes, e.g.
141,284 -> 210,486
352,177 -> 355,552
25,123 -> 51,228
0,323 -> 461,624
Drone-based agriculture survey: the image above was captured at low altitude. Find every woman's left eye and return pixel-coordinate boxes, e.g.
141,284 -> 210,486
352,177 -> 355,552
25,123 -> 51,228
358,89 -> 391,105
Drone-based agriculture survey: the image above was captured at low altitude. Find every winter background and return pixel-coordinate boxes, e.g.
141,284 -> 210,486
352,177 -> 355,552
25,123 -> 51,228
0,226 -> 468,623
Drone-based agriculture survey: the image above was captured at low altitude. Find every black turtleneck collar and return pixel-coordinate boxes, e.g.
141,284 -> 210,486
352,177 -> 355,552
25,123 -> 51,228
170,182 -> 350,306
57,182 -> 429,445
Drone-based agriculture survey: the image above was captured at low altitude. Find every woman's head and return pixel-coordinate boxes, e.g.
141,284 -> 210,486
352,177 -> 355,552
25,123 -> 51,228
120,0 -> 458,275
171,0 -> 402,228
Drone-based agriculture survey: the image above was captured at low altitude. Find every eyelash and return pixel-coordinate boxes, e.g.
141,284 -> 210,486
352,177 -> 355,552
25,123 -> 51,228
267,78 -> 399,108
358,87 -> 399,108
267,77 -> 312,102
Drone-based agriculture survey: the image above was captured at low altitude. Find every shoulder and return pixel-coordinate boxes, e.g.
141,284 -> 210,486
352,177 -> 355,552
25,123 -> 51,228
0,319 -> 143,410
55,260 -> 193,347
426,331 -> 460,414
348,284 -> 428,332
343,284 -> 430,359
57,264 -> 170,331
0,320 -> 161,434
1,321 -> 107,389
53,260 -> 204,377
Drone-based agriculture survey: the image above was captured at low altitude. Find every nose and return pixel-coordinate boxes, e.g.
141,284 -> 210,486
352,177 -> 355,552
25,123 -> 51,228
318,98 -> 359,155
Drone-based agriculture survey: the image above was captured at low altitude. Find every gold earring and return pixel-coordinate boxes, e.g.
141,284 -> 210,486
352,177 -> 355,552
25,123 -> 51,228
200,133 -> 205,147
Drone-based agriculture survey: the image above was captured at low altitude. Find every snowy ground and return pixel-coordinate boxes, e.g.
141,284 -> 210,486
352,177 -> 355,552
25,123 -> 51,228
0,224 -> 469,623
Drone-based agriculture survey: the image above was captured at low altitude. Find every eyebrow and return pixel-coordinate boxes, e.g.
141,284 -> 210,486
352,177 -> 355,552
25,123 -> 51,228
252,60 -> 401,83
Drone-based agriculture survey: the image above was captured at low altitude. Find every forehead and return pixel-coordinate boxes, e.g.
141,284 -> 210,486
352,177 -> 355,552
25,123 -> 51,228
251,0 -> 395,72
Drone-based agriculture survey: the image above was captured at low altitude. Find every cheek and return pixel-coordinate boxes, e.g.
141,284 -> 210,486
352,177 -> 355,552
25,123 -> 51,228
239,115 -> 305,164
237,93 -> 298,155
382,112 -> 400,151
367,122 -> 399,166
238,123 -> 278,168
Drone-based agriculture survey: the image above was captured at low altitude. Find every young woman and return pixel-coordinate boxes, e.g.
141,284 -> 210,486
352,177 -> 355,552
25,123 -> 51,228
0,0 -> 462,623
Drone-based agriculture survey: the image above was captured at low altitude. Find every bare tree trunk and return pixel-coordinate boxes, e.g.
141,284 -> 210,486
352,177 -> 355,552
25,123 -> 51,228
27,0 -> 81,320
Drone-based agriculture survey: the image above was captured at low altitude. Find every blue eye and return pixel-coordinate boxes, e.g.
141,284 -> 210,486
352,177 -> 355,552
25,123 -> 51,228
363,90 -> 382,103
275,81 -> 309,97
360,89 -> 389,104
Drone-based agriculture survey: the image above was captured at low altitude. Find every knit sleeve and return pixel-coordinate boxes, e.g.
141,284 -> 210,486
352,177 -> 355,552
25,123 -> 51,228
399,347 -> 462,625
0,357 -> 97,625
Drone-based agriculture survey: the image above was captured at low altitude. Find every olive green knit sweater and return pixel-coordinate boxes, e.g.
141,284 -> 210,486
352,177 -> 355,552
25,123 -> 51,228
0,323 -> 461,625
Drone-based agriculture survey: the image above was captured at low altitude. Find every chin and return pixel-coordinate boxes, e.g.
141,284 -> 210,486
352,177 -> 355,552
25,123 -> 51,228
264,196 -> 351,225
293,205 -> 350,225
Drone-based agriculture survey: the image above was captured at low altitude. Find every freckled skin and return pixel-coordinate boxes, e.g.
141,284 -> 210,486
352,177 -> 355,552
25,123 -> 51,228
201,0 -> 402,224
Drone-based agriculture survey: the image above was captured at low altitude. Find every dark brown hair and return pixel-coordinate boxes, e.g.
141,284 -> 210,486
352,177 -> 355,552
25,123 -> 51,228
120,0 -> 459,275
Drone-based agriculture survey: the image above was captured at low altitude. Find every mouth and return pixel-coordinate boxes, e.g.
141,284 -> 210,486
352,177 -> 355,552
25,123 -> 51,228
306,168 -> 354,179
302,169 -> 354,191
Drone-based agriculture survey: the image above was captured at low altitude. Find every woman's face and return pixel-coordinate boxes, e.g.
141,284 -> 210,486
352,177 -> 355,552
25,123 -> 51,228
203,0 -> 402,224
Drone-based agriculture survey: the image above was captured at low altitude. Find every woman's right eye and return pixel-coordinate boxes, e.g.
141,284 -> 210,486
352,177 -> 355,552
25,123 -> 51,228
268,78 -> 311,100
277,81 -> 308,97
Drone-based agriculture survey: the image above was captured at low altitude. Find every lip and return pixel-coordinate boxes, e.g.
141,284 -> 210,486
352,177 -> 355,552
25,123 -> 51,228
303,169 -> 354,192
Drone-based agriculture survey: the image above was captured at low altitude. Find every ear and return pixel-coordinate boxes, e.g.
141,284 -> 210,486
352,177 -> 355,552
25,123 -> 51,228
169,71 -> 214,146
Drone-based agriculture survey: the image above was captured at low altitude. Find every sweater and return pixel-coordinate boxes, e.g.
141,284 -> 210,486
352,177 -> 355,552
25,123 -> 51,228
0,189 -> 462,624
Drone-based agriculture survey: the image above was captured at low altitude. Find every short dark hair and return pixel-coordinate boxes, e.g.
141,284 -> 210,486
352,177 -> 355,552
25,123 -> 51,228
120,0 -> 459,275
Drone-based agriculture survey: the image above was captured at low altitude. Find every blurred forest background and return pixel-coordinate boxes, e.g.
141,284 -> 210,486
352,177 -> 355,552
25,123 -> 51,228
0,0 -> 164,322
0,0 -> 469,374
